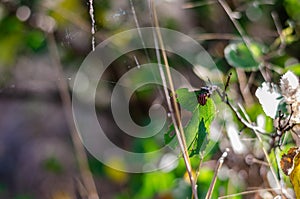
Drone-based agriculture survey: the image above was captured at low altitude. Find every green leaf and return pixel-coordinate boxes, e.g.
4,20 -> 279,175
164,124 -> 175,145
199,98 -> 215,128
284,0 -> 300,21
224,42 -> 265,70
184,107 -> 201,148
176,88 -> 198,112
164,88 -> 216,157
188,98 -> 215,157
189,119 -> 208,157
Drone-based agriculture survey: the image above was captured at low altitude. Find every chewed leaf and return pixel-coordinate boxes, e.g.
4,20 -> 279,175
255,82 -> 281,119
224,42 -> 265,70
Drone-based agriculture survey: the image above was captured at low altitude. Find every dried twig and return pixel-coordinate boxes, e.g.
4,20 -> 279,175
205,149 -> 229,199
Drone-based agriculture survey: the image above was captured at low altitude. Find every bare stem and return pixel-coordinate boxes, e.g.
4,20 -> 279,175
47,33 -> 99,199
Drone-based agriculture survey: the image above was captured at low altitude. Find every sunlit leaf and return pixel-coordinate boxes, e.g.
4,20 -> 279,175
189,119 -> 208,157
285,63 -> 300,76
184,107 -> 201,148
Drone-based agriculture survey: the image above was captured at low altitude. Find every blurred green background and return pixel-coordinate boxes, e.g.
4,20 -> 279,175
0,0 -> 300,199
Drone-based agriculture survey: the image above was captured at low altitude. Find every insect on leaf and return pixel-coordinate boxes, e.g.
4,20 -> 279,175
188,98 -> 215,157
164,88 -> 216,157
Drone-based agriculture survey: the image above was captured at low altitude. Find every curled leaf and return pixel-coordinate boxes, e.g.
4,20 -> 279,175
281,147 -> 300,198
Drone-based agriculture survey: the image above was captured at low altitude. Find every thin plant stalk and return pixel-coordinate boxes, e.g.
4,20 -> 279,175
218,188 -> 281,199
205,149 -> 229,199
150,1 -> 198,199
47,33 -> 100,199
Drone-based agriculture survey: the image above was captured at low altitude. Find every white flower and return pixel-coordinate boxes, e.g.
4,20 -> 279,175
255,82 -> 281,119
281,71 -> 299,101
280,71 -> 300,123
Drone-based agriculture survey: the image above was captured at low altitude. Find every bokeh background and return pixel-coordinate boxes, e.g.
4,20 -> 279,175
0,0 -> 300,198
